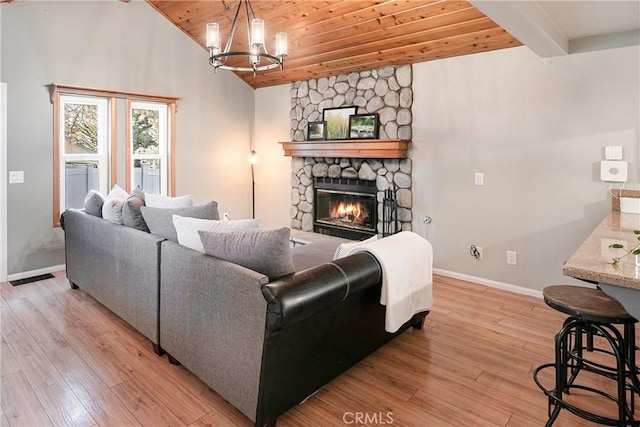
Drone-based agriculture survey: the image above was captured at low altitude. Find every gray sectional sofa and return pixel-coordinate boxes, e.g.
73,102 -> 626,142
62,208 -> 428,426
63,209 -> 164,353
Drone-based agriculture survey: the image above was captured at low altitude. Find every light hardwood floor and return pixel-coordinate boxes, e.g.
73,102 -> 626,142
1,271 -> 637,426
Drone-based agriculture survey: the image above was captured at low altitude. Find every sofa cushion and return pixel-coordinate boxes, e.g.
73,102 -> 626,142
199,227 -> 294,281
141,201 -> 220,242
333,235 -> 378,260
122,188 -> 149,232
145,192 -> 193,208
291,239 -> 342,272
102,184 -> 129,224
84,190 -> 105,217
173,215 -> 261,253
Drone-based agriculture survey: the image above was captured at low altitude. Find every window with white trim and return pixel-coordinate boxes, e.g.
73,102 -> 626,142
50,84 -> 179,226
128,101 -> 169,194
59,95 -> 110,211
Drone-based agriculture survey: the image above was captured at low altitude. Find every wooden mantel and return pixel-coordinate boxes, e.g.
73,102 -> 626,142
279,139 -> 409,159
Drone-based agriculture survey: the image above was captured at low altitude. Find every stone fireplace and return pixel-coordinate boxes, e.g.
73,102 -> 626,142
290,157 -> 412,237
287,65 -> 414,239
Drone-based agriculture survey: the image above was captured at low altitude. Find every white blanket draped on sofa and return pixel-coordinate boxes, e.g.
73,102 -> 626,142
343,231 -> 433,333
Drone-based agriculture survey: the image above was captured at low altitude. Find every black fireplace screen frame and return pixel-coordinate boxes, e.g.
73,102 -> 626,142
313,177 -> 378,240
315,189 -> 376,231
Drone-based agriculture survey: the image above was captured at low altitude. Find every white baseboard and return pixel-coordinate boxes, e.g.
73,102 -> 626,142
7,264 -> 65,282
433,268 -> 543,299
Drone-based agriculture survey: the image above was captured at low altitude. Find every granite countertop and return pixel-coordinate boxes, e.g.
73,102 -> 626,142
563,211 -> 640,290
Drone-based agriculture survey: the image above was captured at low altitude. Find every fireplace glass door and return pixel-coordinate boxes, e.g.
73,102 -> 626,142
315,189 -> 376,233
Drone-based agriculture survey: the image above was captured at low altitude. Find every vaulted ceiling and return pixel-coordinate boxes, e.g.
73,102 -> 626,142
146,0 -> 522,89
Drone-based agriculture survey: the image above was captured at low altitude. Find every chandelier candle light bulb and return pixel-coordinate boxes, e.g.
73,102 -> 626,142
250,45 -> 259,66
206,23 -> 221,55
251,19 -> 265,46
275,32 -> 288,57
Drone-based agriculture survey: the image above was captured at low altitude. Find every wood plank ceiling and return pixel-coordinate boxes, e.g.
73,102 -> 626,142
146,0 -> 522,89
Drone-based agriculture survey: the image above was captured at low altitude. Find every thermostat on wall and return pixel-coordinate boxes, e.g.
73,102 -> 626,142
601,160 -> 628,182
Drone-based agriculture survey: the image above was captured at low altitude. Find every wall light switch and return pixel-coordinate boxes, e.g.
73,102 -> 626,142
474,172 -> 484,186
9,171 -> 24,184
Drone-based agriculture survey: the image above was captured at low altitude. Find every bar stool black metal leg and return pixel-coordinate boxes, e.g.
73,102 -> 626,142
546,405 -> 562,427
567,320 -> 584,387
625,324 -> 638,414
535,286 -> 640,426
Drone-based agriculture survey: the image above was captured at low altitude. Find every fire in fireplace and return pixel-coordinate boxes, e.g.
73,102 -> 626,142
327,199 -> 370,227
314,178 -> 377,240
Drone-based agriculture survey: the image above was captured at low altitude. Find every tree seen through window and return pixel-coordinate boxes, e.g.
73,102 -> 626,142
133,108 -> 160,159
64,103 -> 98,154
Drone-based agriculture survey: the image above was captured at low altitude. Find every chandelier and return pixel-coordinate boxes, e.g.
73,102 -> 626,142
206,0 -> 287,75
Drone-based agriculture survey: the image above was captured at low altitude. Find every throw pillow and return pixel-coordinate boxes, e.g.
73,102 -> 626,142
292,240 -> 343,272
141,201 -> 220,242
332,234 -> 378,260
130,187 -> 145,201
102,184 -> 129,224
122,188 -> 149,232
84,190 -> 105,217
173,215 -> 261,253
199,227 -> 294,281
145,192 -> 193,208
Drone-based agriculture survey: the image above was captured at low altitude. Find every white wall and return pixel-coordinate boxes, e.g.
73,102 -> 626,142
0,83 -> 6,282
255,45 -> 640,293
413,45 -> 639,291
0,0 -> 5,282
253,84 -> 291,228
1,1 -> 255,275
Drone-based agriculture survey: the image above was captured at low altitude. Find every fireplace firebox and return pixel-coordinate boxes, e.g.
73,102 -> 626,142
314,177 -> 377,240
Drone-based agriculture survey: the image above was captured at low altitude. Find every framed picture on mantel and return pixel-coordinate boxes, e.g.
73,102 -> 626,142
349,113 -> 379,139
323,106 -> 356,140
307,121 -> 327,141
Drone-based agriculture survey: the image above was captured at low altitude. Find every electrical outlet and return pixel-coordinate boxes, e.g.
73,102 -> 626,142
507,250 -> 517,265
223,212 -> 230,221
474,172 -> 484,186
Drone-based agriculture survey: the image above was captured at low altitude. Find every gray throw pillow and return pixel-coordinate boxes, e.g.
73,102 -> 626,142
291,240 -> 341,272
199,227 -> 294,281
84,190 -> 105,217
141,201 -> 220,241
122,189 -> 149,232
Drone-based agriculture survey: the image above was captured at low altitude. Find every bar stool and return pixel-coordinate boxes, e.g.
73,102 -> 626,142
533,285 -> 640,426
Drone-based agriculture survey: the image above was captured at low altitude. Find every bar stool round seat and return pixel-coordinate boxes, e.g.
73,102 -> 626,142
533,285 -> 639,426
544,285 -> 635,324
